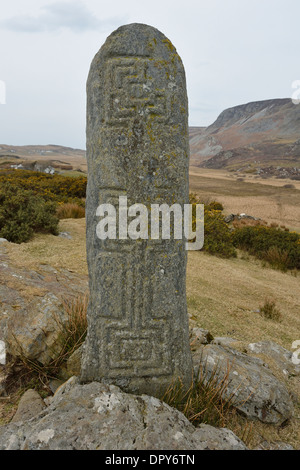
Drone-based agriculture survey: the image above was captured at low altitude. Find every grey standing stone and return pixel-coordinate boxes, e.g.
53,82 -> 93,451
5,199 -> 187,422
81,23 -> 192,397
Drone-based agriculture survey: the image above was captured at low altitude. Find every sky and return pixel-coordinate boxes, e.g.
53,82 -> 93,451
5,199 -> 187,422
0,0 -> 299,149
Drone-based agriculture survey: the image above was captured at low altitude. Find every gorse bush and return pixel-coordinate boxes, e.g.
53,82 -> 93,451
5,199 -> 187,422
0,169 -> 87,205
0,170 -> 87,242
189,193 -> 237,259
232,225 -> 300,270
0,184 -> 59,243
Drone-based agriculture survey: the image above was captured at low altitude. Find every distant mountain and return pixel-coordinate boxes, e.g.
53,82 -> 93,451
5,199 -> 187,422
189,99 -> 300,176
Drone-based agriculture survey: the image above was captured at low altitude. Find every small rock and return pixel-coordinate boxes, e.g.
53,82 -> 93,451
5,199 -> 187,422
0,238 -> 8,243
0,340 -> 6,365
58,232 -> 72,240
44,396 -> 53,407
66,345 -> 83,377
224,214 -> 235,223
11,389 -> 46,423
190,328 -> 213,350
49,379 -> 64,395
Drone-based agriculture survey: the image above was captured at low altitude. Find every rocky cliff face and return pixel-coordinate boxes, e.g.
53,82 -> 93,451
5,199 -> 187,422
189,98 -> 300,172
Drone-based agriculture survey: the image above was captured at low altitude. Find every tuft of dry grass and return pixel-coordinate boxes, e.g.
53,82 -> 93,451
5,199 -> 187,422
56,203 -> 85,219
161,360 -> 254,446
259,298 -> 282,322
4,293 -> 88,396
55,293 -> 89,360
232,219 -> 265,229
264,246 -> 290,272
162,362 -> 237,429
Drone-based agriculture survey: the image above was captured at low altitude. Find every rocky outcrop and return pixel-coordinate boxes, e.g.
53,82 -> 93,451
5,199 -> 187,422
189,98 -> 300,171
0,377 -> 247,450
0,243 -> 88,365
247,341 -> 300,377
194,344 -> 294,424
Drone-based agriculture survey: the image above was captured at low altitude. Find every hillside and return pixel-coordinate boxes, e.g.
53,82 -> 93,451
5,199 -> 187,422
1,218 -> 299,447
2,98 -> 300,179
0,144 -> 87,173
189,99 -> 300,177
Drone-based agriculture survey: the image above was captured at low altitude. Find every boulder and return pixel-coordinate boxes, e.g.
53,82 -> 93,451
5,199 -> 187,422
212,337 -> 238,348
0,256 -> 88,365
0,377 -> 247,450
5,293 -> 67,365
11,389 -> 46,423
194,344 -> 294,424
247,341 -> 300,377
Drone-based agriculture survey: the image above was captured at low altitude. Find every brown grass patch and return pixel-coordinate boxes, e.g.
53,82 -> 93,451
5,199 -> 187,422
56,203 -> 85,219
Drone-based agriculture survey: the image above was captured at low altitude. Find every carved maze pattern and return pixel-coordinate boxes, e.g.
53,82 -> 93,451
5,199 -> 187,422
104,57 -> 169,126
96,243 -> 173,378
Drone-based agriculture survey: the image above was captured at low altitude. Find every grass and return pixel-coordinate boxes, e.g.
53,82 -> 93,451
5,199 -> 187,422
162,363 -> 236,428
259,298 -> 282,322
264,246 -> 290,272
56,203 -> 85,219
189,167 -> 300,231
3,293 -> 88,399
162,361 -> 254,447
1,218 -> 299,448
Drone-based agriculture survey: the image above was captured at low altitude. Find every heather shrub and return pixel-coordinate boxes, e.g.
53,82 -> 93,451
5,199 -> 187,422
0,184 -> 59,243
232,225 -> 300,270
189,193 -> 237,258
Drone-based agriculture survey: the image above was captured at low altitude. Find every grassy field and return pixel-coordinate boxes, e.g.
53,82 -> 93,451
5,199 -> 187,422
190,167 -> 300,231
6,217 -> 299,350
1,217 -> 299,447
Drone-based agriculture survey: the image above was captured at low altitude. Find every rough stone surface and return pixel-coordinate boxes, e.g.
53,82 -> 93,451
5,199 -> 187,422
58,232 -> 72,240
5,293 -> 67,365
0,378 -> 247,450
255,441 -> 295,451
190,328 -> 213,349
0,368 -> 8,397
0,244 -> 88,364
11,389 -> 45,424
81,23 -> 192,396
66,345 -> 83,377
211,337 -> 238,347
194,345 -> 294,424
247,341 -> 300,377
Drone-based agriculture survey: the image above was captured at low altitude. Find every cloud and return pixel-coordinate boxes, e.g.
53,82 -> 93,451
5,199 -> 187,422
1,1 -> 122,33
